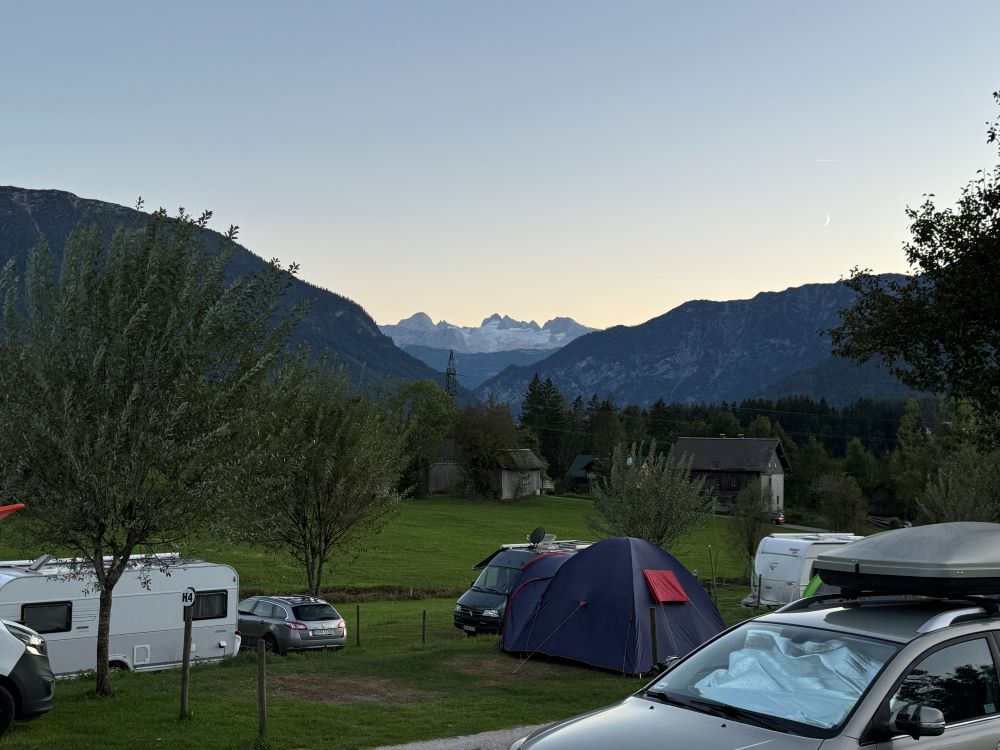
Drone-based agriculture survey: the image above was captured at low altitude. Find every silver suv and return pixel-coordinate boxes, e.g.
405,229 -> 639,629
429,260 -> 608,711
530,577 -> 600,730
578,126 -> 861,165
510,593 -> 1000,750
237,595 -> 346,655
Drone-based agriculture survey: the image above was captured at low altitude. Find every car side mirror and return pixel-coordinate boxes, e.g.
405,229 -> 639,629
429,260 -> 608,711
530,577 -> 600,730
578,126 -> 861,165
890,703 -> 945,740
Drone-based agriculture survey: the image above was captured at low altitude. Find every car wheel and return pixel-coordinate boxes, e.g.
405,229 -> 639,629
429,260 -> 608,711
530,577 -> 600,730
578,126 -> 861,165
0,684 -> 15,737
263,634 -> 281,655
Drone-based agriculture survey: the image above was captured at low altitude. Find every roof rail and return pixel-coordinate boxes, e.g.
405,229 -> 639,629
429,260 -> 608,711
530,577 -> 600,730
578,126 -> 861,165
775,592 -> 902,613
777,592 -> 1000,618
917,607 -> 989,633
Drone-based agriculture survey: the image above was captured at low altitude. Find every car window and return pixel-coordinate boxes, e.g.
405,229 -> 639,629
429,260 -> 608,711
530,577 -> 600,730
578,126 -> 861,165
293,603 -> 340,621
238,598 -> 258,615
270,604 -> 289,620
890,638 -> 1000,724
253,602 -> 277,619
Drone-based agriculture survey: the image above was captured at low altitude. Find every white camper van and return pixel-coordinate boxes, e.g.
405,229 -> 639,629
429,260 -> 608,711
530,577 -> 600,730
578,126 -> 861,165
0,553 -> 241,676
750,533 -> 863,607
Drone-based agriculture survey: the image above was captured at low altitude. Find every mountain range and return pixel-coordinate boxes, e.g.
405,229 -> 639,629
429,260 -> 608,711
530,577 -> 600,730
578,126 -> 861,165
379,312 -> 595,353
0,187 -> 916,409
475,279 -> 917,408
0,187 -> 444,389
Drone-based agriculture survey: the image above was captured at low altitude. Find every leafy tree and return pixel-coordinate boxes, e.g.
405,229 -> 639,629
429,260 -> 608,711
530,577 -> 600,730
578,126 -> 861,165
453,399 -> 526,497
0,210 -> 297,696
786,436 -> 832,507
830,92 -> 1000,434
243,353 -> 407,596
888,399 -> 940,520
814,474 -> 868,533
747,415 -> 775,438
730,483 -> 771,574
646,398 -> 677,445
590,398 -> 625,463
919,442 -> 1000,523
844,437 -> 879,494
590,441 -> 711,549
710,410 -> 741,437
388,379 -> 458,496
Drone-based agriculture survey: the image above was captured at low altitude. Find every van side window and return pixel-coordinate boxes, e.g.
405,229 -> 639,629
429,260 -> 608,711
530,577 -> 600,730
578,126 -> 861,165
22,602 -> 72,633
192,591 -> 228,621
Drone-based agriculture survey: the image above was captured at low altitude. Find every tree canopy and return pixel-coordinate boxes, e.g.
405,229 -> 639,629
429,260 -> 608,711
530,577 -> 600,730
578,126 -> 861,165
830,92 -> 1000,433
242,353 -> 407,596
0,209 -> 298,695
590,441 -> 711,549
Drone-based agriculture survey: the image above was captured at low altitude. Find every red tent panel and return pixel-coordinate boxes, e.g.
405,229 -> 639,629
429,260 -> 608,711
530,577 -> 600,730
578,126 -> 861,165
643,569 -> 689,603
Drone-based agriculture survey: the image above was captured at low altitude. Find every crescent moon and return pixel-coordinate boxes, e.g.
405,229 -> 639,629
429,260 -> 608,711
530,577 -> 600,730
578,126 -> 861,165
823,214 -> 831,227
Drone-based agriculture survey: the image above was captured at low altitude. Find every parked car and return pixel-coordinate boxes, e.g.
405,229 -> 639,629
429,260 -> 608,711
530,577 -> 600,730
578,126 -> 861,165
510,594 -> 1000,749
0,619 -> 54,737
237,595 -> 346,655
509,523 -> 1000,750
768,509 -> 785,524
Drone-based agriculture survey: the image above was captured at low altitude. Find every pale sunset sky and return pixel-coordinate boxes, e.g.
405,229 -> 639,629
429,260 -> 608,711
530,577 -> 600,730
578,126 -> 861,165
3,1 -> 999,329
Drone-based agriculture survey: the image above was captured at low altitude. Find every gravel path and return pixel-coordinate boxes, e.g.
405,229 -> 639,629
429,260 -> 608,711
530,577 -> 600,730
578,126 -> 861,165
369,724 -> 547,750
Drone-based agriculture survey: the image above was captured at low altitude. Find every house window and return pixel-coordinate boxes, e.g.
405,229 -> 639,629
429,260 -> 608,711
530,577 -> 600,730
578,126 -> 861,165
22,602 -> 72,633
192,591 -> 228,621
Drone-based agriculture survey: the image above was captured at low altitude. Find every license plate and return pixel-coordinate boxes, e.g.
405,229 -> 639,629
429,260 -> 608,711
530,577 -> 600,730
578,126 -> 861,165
463,625 -> 476,632
312,629 -> 333,636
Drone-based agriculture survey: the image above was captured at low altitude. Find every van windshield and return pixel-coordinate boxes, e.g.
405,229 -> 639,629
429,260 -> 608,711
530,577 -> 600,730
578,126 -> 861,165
648,622 -> 897,737
472,565 -> 521,594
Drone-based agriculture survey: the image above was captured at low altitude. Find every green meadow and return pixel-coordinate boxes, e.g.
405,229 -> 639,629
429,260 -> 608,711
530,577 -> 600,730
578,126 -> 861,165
1,496 -> 753,749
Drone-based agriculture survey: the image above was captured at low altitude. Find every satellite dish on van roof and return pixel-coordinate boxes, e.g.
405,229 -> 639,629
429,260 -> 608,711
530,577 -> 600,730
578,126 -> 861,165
529,527 -> 546,546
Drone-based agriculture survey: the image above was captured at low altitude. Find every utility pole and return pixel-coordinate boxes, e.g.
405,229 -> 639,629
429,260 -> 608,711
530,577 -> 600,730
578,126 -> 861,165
444,350 -> 458,399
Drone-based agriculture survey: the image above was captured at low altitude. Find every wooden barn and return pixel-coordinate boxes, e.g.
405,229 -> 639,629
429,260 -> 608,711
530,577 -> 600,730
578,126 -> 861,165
492,449 -> 545,500
669,436 -> 789,512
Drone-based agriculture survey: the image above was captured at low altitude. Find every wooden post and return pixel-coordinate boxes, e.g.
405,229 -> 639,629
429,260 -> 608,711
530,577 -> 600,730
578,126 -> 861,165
709,545 -> 719,604
356,604 -> 360,647
648,607 -> 658,668
421,609 -> 427,645
257,639 -> 267,741
179,605 -> 193,720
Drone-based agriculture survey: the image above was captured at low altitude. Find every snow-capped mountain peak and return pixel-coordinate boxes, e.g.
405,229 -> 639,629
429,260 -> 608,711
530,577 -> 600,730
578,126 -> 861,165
379,313 -> 597,353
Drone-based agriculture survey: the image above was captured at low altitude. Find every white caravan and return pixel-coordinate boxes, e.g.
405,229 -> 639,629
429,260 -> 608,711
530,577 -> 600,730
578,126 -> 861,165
750,533 -> 863,607
0,553 -> 241,676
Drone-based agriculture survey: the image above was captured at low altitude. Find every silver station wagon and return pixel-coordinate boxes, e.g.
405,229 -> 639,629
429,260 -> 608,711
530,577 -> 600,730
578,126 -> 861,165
237,595 -> 347,654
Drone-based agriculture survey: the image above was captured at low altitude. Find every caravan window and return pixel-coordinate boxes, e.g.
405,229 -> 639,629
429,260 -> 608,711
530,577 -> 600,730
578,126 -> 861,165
192,591 -> 228,621
22,602 -> 72,633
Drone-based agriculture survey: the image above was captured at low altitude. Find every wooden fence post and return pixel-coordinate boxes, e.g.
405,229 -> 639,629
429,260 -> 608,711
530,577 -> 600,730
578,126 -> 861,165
356,604 -> 361,647
257,640 -> 267,741
421,609 -> 427,645
179,603 -> 193,720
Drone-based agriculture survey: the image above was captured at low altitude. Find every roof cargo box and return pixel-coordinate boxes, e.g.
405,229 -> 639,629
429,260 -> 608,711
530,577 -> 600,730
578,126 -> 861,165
814,522 -> 1000,597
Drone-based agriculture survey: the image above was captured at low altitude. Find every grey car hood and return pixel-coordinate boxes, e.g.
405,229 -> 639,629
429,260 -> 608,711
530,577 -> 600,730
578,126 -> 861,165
518,696 -> 824,750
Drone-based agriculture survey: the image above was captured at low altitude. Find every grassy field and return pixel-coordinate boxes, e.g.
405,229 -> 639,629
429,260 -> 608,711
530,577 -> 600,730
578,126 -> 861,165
0,496 -> 755,749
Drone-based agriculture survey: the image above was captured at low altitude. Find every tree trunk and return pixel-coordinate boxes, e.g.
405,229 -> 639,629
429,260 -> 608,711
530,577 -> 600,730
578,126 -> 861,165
311,552 -> 324,598
96,586 -> 114,697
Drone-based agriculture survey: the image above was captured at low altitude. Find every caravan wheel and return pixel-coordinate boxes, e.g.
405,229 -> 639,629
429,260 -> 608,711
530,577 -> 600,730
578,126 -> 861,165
0,685 -> 14,736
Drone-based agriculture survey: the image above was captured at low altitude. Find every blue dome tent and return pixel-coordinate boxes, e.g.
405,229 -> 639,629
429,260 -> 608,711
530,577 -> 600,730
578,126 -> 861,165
501,537 -> 725,675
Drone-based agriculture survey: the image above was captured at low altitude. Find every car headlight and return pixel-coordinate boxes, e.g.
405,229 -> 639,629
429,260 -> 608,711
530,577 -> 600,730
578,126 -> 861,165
5,621 -> 46,656
455,604 -> 462,612
482,608 -> 500,618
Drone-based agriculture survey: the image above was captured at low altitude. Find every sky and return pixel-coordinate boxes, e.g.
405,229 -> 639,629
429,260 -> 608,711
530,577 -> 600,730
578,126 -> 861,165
3,1 -> 999,329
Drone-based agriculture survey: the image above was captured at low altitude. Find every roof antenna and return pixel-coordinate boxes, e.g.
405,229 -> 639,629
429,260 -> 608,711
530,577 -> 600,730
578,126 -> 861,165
529,527 -> 545,547
27,554 -> 53,571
